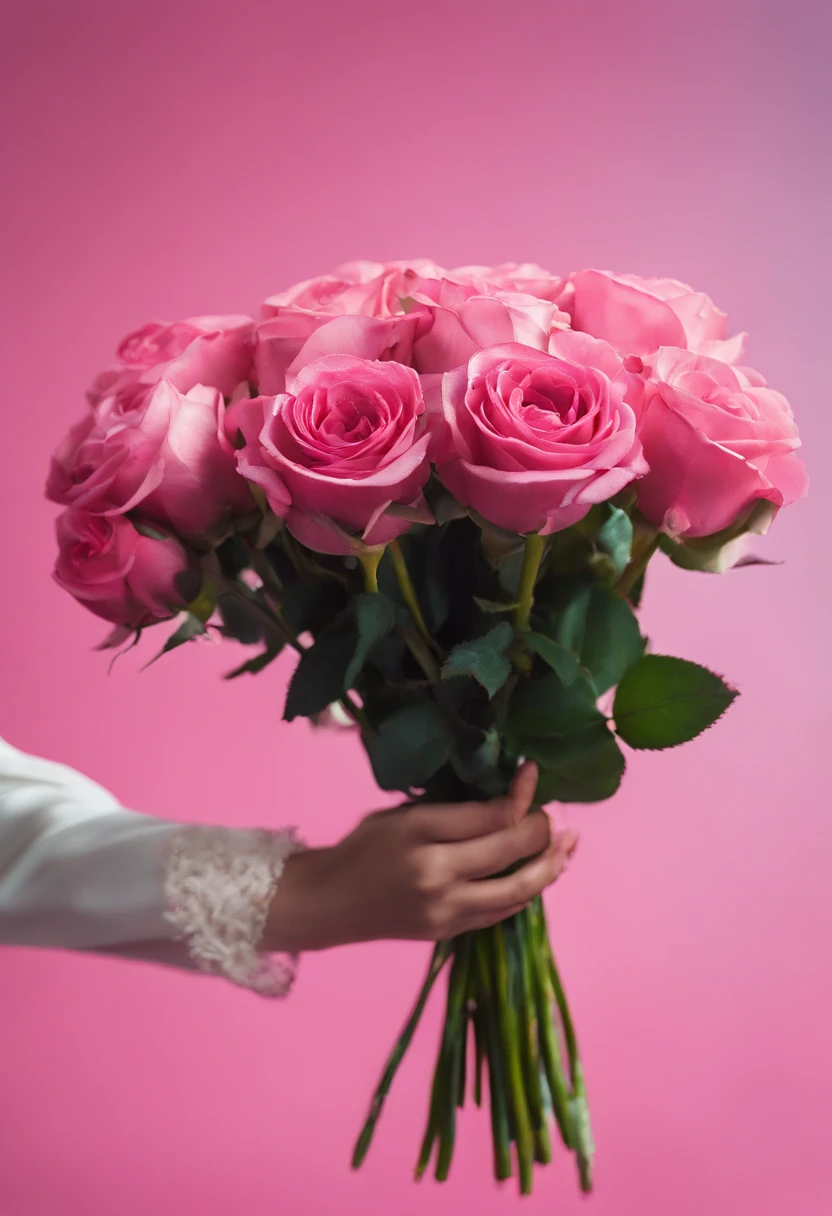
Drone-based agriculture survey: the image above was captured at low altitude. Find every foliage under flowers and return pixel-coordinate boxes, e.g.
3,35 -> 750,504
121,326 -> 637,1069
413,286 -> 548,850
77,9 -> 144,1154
47,259 -> 807,1195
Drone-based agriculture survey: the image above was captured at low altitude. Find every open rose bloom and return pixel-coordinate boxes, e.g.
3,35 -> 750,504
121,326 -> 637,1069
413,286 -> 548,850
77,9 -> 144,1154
47,259 -> 807,1197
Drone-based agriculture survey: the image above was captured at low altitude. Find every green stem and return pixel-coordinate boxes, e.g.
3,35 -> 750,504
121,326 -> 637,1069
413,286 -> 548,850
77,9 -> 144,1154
222,582 -> 303,656
528,903 -> 575,1150
538,901 -> 595,1193
227,575 -> 370,732
339,690 -> 372,733
472,1005 -> 486,1109
353,941 -> 452,1169
416,1054 -> 444,1180
513,911 -> 552,1164
474,933 -> 513,1182
614,527 -> 659,599
389,539 -> 437,652
514,533 -> 547,634
435,940 -> 471,1181
402,625 -> 441,683
246,545 -> 286,602
359,546 -> 385,593
492,924 -> 535,1195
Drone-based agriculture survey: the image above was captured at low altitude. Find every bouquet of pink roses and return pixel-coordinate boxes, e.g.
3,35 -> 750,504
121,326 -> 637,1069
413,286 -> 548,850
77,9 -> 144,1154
48,260 -> 807,1195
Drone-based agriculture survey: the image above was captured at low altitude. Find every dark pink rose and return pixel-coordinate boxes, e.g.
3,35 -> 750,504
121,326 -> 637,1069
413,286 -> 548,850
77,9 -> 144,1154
54,509 -> 188,627
237,355 -> 432,555
261,259 -> 445,319
48,380 -> 253,536
564,270 -> 746,363
636,347 -> 808,538
436,334 -> 647,536
88,314 -> 254,405
408,277 -> 571,375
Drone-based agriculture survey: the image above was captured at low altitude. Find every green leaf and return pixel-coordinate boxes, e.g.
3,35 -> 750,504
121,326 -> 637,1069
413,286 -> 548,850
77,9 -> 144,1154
344,594 -> 397,688
595,505 -> 633,578
284,615 -> 358,720
508,670 -> 600,741
283,594 -> 395,720
217,592 -> 264,645
540,583 -> 643,695
441,623 -> 514,698
521,719 -> 611,767
613,654 -> 738,750
507,671 -> 624,803
142,612 -> 207,668
363,700 -> 452,791
224,645 -> 282,679
580,587 -> 644,695
551,583 -> 592,653
449,727 -> 505,796
524,633 -> 580,685
534,730 -> 625,804
281,577 -> 347,637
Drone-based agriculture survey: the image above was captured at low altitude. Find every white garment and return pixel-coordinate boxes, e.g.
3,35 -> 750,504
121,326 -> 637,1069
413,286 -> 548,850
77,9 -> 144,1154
0,736 -> 301,996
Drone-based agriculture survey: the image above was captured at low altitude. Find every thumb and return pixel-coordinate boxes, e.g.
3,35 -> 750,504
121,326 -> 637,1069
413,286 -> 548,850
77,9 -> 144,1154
505,760 -> 538,824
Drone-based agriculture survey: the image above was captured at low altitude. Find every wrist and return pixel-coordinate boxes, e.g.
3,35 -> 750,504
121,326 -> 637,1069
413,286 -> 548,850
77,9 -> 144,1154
262,846 -> 338,953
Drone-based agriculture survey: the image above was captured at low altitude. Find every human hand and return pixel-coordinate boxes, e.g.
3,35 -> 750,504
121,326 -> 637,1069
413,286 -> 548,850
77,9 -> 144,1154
264,761 -> 578,953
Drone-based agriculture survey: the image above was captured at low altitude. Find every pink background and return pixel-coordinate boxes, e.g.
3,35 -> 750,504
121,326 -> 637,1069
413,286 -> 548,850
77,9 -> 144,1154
1,1 -> 829,1212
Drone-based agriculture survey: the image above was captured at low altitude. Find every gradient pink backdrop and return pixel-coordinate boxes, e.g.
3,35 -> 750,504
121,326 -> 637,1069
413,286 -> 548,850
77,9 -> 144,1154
1,2 -> 830,1213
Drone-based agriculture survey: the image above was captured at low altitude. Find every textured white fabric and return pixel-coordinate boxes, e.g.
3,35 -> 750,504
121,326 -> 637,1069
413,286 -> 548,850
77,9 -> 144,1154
164,825 -> 302,996
0,736 -> 300,995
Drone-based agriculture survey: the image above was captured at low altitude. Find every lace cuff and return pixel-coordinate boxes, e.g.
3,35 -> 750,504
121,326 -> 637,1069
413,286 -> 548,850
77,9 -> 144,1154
163,825 -> 304,997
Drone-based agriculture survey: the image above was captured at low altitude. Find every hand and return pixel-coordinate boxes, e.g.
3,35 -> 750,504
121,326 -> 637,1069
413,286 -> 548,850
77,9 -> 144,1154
264,761 -> 578,953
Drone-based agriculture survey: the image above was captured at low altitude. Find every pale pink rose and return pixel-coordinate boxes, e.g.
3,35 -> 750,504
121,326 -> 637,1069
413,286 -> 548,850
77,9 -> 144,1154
449,262 -> 566,303
253,311 -> 429,395
436,334 -> 647,536
54,509 -> 188,626
261,259 -> 445,319
237,355 -> 432,555
88,314 -> 254,405
47,380 -> 253,535
636,347 -> 808,538
408,277 -> 571,375
564,270 -> 746,363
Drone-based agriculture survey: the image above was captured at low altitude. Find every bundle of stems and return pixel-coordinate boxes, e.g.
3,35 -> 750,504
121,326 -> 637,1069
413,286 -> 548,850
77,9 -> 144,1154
352,896 -> 594,1196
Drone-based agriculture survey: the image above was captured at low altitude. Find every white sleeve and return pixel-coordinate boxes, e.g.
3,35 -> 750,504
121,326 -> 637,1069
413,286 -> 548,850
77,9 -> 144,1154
0,736 -> 302,996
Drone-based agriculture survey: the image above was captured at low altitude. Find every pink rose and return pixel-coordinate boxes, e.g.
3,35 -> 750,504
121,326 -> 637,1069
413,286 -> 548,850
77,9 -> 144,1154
436,333 -> 647,536
408,277 -> 571,375
565,270 -> 746,363
635,347 -> 808,538
47,380 -> 253,536
54,509 -> 188,627
237,355 -> 432,555
88,314 -> 254,405
261,259 -> 445,319
253,311 -> 428,396
449,262 -> 566,303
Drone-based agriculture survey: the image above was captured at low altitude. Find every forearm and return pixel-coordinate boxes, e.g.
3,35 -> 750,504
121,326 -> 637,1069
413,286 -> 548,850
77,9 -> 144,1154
0,737 -> 301,995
